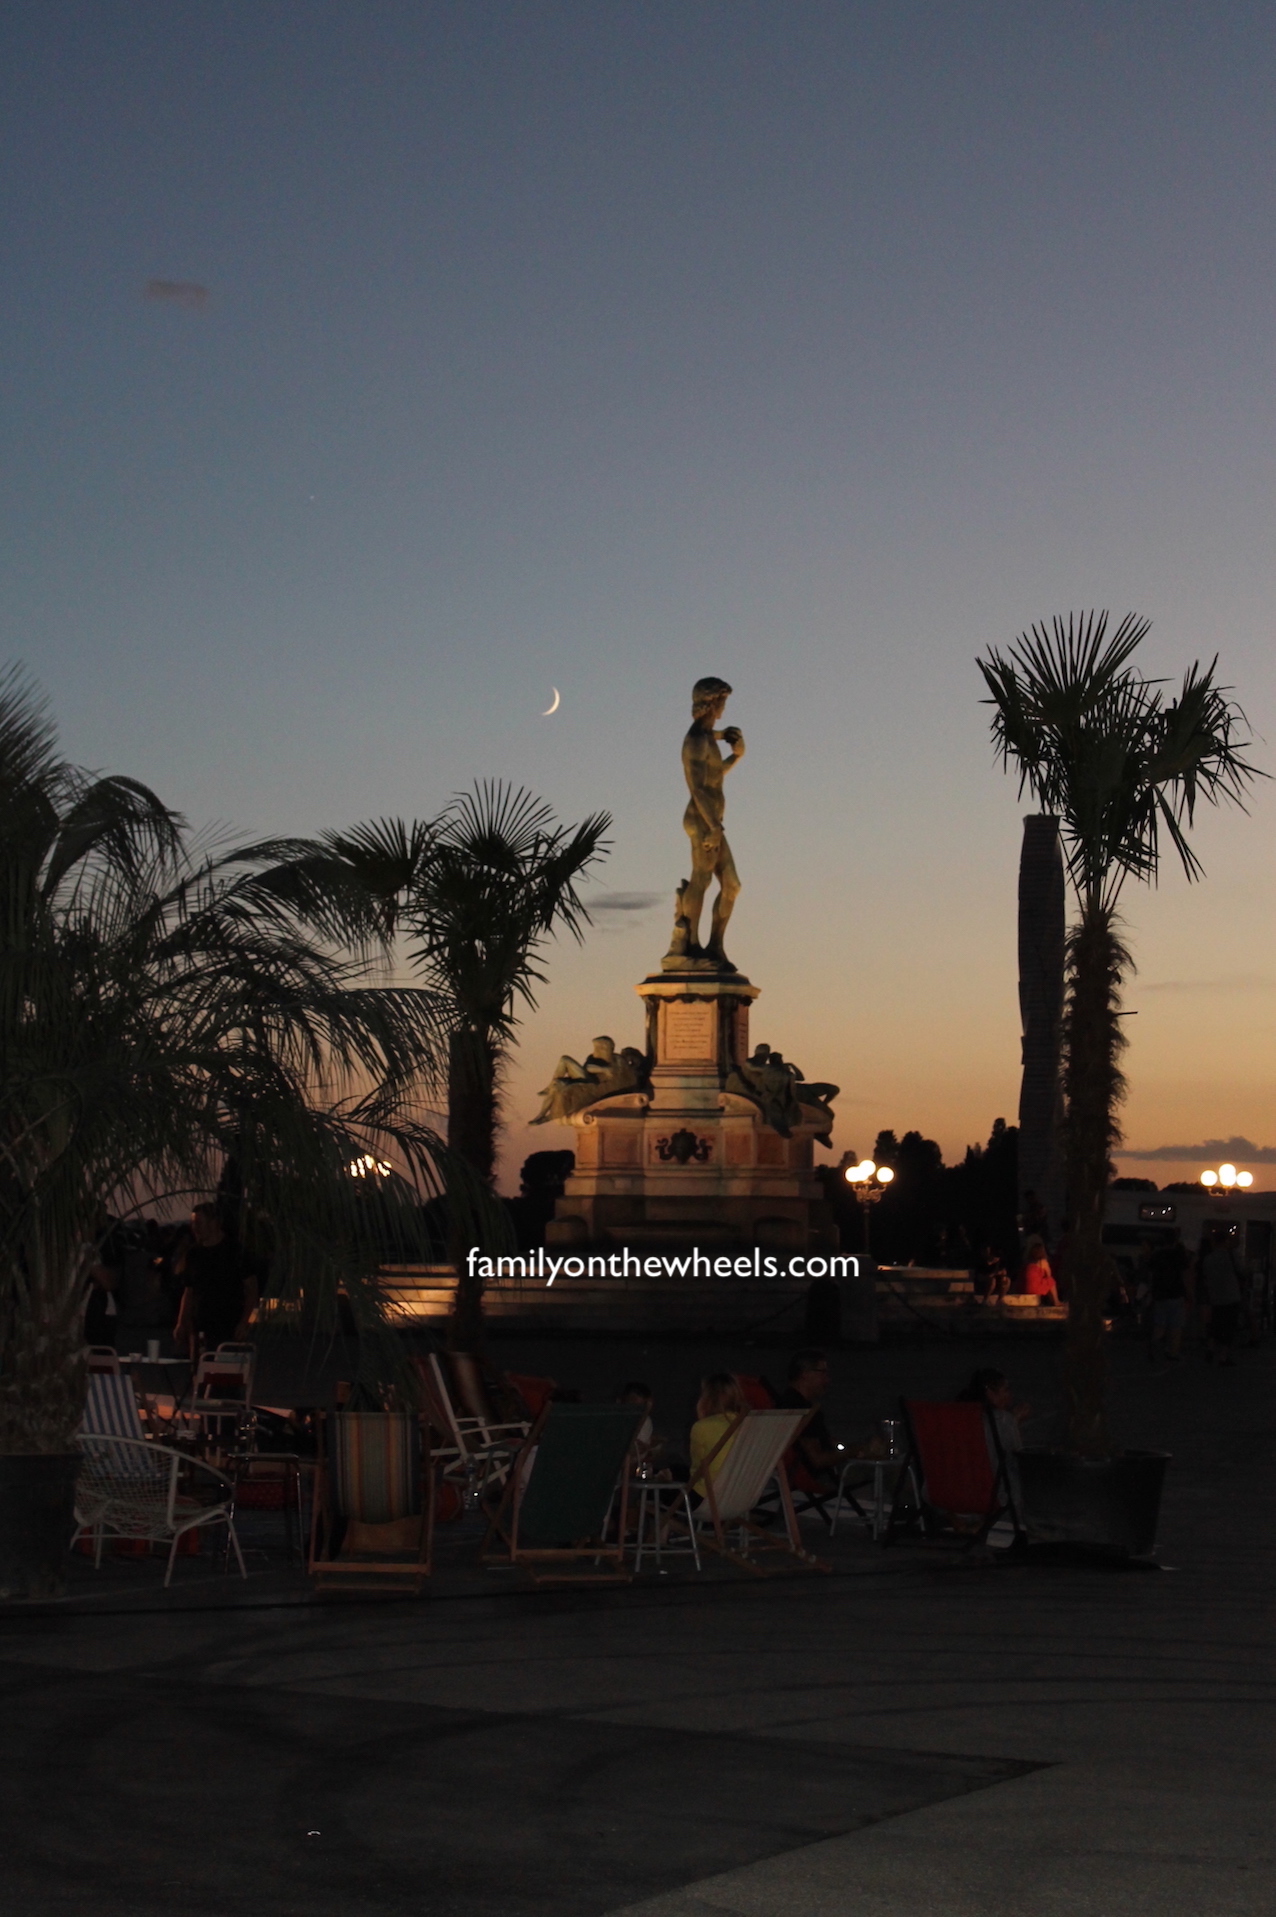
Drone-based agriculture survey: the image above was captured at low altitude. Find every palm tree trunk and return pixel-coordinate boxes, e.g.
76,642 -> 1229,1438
1060,901 -> 1129,1457
446,1025 -> 498,1350
1017,815 -> 1066,1239
0,1287 -> 86,1454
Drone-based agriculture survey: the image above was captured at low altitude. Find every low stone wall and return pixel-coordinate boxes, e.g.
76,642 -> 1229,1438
376,1263 -> 878,1340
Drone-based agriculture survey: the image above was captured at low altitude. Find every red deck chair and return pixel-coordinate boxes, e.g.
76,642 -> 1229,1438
885,1398 -> 1021,1547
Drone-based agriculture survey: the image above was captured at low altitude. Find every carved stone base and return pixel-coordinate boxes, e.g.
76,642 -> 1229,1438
546,965 -> 839,1255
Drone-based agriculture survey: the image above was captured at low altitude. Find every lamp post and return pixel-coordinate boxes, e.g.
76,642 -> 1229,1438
1200,1163 -> 1253,1192
843,1159 -> 894,1258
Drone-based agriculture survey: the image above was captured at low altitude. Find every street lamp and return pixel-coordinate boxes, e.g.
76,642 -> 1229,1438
1200,1164 -> 1253,1191
843,1158 -> 894,1257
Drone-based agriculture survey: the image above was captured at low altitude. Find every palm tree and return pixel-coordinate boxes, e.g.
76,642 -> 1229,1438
0,668 -> 460,1463
978,614 -> 1260,1454
274,784 -> 612,1343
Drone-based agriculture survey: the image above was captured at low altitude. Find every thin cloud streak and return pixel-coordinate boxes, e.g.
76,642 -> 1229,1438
1139,976 -> 1273,994
588,892 -> 663,913
144,279 -> 210,310
1117,1136 -> 1276,1164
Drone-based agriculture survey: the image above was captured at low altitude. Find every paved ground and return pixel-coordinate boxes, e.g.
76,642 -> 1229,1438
1,1331 -> 1272,1915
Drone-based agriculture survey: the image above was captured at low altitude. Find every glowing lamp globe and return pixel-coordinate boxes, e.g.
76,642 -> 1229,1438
1219,1164 -> 1238,1188
1200,1170 -> 1218,1188
876,1165 -> 895,1184
1238,1171 -> 1254,1188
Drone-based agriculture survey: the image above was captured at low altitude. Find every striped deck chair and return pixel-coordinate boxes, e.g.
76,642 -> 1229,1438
81,1370 -> 148,1443
481,1403 -> 644,1584
309,1411 -> 433,1592
884,1399 -> 1020,1548
668,1408 -> 830,1575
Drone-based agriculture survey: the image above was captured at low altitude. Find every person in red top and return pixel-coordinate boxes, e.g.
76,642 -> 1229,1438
1021,1235 -> 1059,1305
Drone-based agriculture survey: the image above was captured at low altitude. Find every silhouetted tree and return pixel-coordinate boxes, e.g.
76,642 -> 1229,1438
980,611 -> 1259,1451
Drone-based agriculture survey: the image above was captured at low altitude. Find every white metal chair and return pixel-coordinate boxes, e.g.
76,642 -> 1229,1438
412,1352 -> 525,1499
829,1456 -> 907,1539
628,1478 -> 702,1572
181,1342 -> 256,1447
73,1435 -> 247,1586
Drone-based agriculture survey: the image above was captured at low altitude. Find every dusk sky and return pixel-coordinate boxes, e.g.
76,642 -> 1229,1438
3,2 -> 1275,1191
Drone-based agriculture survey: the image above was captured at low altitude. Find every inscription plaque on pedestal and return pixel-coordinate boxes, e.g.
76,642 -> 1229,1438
662,999 -> 717,1064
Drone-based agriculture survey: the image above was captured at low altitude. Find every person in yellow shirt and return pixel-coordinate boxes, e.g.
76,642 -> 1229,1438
689,1373 -> 746,1491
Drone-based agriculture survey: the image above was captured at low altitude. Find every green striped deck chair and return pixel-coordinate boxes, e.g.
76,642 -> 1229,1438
481,1402 -> 645,1584
309,1411 -> 433,1591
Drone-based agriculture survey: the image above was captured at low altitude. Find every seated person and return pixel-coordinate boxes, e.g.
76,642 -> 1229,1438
1021,1236 -> 1059,1305
956,1367 -> 1030,1455
689,1374 -> 746,1492
777,1349 -> 840,1492
973,1244 -> 1009,1304
956,1366 -> 1030,1519
617,1381 -> 655,1452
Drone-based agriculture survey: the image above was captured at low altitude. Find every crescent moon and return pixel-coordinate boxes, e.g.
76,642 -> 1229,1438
542,687 -> 561,716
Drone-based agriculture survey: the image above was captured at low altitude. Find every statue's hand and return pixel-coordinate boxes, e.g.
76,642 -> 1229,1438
720,726 -> 742,747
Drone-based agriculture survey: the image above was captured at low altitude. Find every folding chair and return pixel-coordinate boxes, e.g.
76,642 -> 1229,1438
411,1352 -> 525,1500
481,1403 -> 644,1584
449,1350 -> 532,1439
73,1435 -> 247,1587
668,1408 -> 831,1575
86,1347 -> 122,1376
309,1411 -> 433,1592
884,1399 -> 1021,1548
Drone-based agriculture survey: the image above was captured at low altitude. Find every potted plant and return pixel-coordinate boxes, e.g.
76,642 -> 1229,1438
979,614 -> 1260,1555
0,670 -> 466,1597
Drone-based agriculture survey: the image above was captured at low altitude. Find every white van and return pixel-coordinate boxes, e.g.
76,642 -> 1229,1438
1103,1184 -> 1274,1331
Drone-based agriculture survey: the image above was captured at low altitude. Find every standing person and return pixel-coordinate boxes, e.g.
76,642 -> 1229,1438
1147,1229 -> 1193,1363
1199,1227 -> 1243,1366
84,1215 -> 121,1350
1021,1235 -> 1060,1306
173,1203 -> 257,1359
1021,1190 -> 1049,1244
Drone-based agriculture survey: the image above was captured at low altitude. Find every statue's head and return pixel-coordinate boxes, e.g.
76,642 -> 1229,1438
591,1036 -> 616,1060
691,676 -> 733,718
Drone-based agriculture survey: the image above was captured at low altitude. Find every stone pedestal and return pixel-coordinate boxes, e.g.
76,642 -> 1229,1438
547,967 -> 837,1254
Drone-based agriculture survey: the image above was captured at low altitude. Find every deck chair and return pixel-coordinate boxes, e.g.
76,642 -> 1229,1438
884,1399 -> 1021,1548
411,1352 -> 525,1497
86,1347 -> 122,1375
309,1411 -> 433,1592
73,1436 -> 246,1587
481,1402 -> 644,1584
81,1369 -> 148,1443
669,1408 -> 830,1575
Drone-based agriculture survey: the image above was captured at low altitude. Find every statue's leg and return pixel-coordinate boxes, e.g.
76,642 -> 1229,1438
705,839 -> 741,961
680,828 -> 715,953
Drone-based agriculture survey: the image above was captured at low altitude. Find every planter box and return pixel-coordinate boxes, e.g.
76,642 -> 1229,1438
0,1453 -> 81,1600
1018,1448 -> 1169,1560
